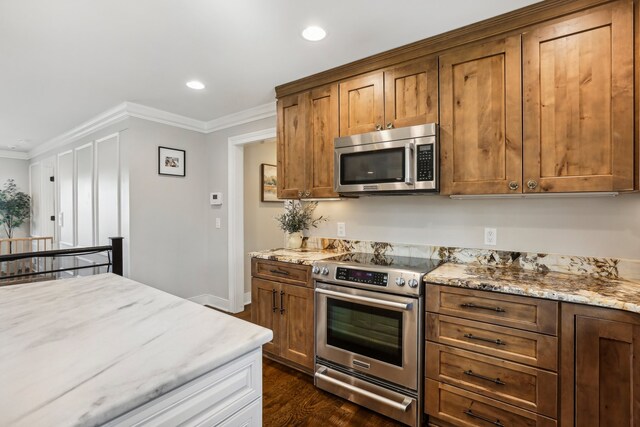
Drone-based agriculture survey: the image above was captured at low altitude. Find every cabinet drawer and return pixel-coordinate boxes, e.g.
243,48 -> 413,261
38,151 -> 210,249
427,285 -> 558,335
252,258 -> 311,287
426,343 -> 557,418
426,313 -> 557,370
426,379 -> 556,427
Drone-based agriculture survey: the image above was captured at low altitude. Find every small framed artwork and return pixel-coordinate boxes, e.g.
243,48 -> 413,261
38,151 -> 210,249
261,164 -> 280,202
158,146 -> 186,177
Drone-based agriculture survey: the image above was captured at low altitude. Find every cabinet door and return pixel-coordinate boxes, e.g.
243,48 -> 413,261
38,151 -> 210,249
307,84 -> 339,198
279,284 -> 314,369
251,278 -> 280,356
339,72 -> 384,136
277,93 -> 307,199
439,36 -> 522,195
522,1 -> 633,192
384,57 -> 438,129
560,304 -> 640,426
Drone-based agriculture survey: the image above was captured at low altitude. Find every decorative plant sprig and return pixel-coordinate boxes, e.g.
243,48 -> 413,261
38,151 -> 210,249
275,202 -> 327,234
0,179 -> 31,239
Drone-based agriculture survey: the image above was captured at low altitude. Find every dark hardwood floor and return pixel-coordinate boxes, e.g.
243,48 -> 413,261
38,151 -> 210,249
209,304 -> 404,426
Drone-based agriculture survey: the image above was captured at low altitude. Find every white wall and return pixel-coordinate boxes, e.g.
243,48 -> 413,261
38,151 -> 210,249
206,116 -> 277,302
243,139 -> 283,294
309,194 -> 640,260
126,118 -> 209,299
0,157 -> 30,237
30,119 -> 131,267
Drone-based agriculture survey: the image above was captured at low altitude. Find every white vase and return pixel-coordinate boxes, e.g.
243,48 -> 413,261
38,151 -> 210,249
286,232 -> 303,249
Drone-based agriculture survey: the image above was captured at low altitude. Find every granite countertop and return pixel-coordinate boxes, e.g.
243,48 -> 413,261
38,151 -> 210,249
426,263 -> 640,314
250,248 -> 346,265
0,273 -> 273,427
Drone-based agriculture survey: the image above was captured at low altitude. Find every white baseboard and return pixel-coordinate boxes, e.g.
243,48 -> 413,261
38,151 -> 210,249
188,294 -> 230,312
244,292 -> 251,306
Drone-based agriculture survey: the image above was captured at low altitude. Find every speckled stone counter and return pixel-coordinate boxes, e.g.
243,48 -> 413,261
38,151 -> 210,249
426,263 -> 640,314
249,248 -> 346,265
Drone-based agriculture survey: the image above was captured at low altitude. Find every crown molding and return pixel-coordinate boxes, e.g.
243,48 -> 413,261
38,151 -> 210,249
28,103 -> 129,159
125,102 -> 207,133
0,150 -> 29,160
205,102 -> 276,133
26,100 -> 277,159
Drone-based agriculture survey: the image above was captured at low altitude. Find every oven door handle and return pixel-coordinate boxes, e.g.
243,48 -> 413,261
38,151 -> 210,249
315,288 -> 413,311
404,143 -> 414,185
315,367 -> 412,412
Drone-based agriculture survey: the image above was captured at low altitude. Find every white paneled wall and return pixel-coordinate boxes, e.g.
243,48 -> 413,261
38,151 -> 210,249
57,151 -> 75,247
75,143 -> 94,247
29,163 -> 42,236
96,134 -> 120,246
30,133 -> 122,249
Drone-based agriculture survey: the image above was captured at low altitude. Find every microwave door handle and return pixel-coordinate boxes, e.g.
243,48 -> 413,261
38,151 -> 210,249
404,143 -> 413,185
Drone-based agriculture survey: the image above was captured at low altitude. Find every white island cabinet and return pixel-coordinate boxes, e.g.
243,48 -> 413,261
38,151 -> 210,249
0,273 -> 272,427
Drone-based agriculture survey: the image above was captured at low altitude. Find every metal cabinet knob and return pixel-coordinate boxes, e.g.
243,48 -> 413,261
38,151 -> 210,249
297,190 -> 303,198
508,181 -> 519,191
527,180 -> 538,190
386,123 -> 394,129
375,124 -> 383,131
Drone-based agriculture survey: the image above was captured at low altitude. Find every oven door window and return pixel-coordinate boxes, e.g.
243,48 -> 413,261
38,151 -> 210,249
340,148 -> 405,185
327,297 -> 403,366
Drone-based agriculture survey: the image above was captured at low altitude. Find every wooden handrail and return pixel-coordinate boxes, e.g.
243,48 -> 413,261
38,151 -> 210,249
0,236 -> 54,255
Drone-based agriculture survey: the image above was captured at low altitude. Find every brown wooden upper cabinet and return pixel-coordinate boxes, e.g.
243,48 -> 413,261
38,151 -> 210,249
439,36 -> 522,195
339,58 -> 438,136
522,0 -> 634,193
440,0 -> 634,195
277,84 -> 339,199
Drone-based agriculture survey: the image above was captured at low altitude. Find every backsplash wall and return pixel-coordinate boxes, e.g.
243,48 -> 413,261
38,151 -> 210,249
309,194 -> 640,260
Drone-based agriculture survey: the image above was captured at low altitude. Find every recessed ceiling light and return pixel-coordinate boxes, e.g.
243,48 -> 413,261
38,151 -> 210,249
186,81 -> 205,90
302,26 -> 326,41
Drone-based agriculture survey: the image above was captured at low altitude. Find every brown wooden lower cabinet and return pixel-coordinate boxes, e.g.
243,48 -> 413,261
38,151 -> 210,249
426,379 -> 556,427
251,276 -> 314,373
560,303 -> 640,427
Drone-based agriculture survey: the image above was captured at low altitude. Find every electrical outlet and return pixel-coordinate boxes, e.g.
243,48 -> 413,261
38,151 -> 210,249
484,227 -> 497,246
215,218 -> 221,229
337,222 -> 346,237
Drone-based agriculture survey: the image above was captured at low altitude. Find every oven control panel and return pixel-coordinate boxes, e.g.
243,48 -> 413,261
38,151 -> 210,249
335,267 -> 388,286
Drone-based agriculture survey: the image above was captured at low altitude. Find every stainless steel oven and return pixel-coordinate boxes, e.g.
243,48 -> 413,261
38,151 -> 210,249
334,123 -> 438,195
313,253 -> 440,426
315,282 -> 420,390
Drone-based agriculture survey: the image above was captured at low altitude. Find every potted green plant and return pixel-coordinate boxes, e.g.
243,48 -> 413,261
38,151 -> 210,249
0,179 -> 31,241
275,201 -> 327,249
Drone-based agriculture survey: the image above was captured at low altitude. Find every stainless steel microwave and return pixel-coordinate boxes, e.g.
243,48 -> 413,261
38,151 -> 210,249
334,123 -> 438,195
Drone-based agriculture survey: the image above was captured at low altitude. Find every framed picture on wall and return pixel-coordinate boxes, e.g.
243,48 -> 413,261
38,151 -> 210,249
158,146 -> 186,177
261,164 -> 279,202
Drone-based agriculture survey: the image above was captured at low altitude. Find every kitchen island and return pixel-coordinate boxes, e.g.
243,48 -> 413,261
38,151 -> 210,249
0,273 -> 272,427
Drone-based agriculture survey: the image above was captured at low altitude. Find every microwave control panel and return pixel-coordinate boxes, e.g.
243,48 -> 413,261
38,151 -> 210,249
416,143 -> 434,182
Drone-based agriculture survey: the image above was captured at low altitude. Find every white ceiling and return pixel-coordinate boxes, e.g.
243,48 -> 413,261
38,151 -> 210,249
0,0 -> 539,152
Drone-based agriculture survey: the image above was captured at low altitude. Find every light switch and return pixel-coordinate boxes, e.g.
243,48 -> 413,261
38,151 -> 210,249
216,218 -> 221,229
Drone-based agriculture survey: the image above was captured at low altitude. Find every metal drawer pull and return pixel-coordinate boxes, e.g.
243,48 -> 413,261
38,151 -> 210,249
270,268 -> 291,276
272,289 -> 277,313
463,370 -> 506,385
315,367 -> 412,412
460,302 -> 505,313
463,333 -> 506,346
280,291 -> 285,314
315,288 -> 413,310
463,409 -> 505,427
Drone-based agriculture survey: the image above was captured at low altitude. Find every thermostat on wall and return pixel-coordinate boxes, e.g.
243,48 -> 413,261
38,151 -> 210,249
210,192 -> 223,206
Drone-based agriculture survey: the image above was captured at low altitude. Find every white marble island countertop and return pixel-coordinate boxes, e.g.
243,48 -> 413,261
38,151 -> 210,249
0,273 -> 272,427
